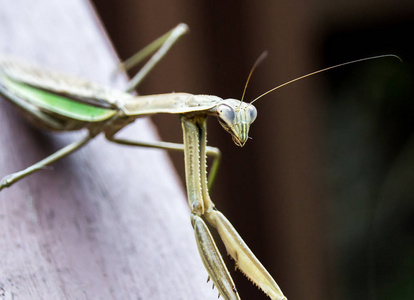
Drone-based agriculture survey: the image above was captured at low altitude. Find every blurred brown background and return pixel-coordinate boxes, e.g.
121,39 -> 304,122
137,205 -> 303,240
92,1 -> 414,299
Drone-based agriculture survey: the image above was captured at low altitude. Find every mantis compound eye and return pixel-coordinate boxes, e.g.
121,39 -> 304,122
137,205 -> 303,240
246,105 -> 257,123
216,104 -> 235,124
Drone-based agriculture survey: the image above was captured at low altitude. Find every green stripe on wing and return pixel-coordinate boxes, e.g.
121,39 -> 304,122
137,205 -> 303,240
2,76 -> 117,122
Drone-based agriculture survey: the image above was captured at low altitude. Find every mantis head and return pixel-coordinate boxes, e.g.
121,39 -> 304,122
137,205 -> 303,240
215,99 -> 257,147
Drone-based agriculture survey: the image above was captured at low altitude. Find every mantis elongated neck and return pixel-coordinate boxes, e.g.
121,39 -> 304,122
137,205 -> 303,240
122,93 -> 222,116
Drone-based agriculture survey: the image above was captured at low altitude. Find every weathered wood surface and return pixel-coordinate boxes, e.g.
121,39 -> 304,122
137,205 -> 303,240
0,1 -> 216,299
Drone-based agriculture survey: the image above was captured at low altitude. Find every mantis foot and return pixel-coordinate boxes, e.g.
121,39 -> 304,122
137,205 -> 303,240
0,174 -> 14,191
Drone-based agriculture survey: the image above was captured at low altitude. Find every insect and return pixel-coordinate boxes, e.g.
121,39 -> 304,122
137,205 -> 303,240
0,23 -> 398,300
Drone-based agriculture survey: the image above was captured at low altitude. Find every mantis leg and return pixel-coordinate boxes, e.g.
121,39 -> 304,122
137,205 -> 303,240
105,132 -> 221,190
181,115 -> 287,300
181,115 -> 239,300
0,133 -> 94,191
116,23 -> 189,92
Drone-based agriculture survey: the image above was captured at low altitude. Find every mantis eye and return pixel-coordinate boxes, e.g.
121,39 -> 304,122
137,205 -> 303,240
247,105 -> 257,124
247,105 -> 257,123
216,104 -> 235,124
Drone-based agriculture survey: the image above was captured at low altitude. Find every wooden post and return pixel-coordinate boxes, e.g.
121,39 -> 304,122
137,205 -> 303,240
0,1 -> 216,299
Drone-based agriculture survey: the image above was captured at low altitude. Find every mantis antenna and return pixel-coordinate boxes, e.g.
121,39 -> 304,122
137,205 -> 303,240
249,54 -> 401,105
238,51 -> 268,111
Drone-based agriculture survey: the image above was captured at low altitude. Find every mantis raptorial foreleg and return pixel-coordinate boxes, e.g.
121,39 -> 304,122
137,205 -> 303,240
181,115 -> 286,300
181,115 -> 239,299
192,214 -> 240,300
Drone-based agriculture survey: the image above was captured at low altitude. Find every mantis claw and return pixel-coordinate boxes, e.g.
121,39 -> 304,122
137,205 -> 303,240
193,209 -> 287,300
192,214 -> 241,300
205,210 -> 287,300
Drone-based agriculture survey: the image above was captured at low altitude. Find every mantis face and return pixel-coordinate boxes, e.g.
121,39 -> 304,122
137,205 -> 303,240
215,99 -> 257,147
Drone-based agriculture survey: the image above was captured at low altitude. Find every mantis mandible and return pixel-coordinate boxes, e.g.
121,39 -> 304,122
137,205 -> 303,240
0,23 -> 398,300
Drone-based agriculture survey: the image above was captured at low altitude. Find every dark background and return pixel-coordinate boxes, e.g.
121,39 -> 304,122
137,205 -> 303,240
92,1 -> 414,299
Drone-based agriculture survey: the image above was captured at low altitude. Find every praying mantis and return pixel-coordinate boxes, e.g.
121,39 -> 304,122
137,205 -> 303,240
0,23 -> 398,300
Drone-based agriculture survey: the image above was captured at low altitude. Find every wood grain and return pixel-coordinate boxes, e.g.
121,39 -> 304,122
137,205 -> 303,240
0,1 -> 216,299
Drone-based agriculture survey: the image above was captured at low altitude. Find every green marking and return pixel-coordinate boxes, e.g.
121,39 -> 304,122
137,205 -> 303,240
2,76 -> 116,122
